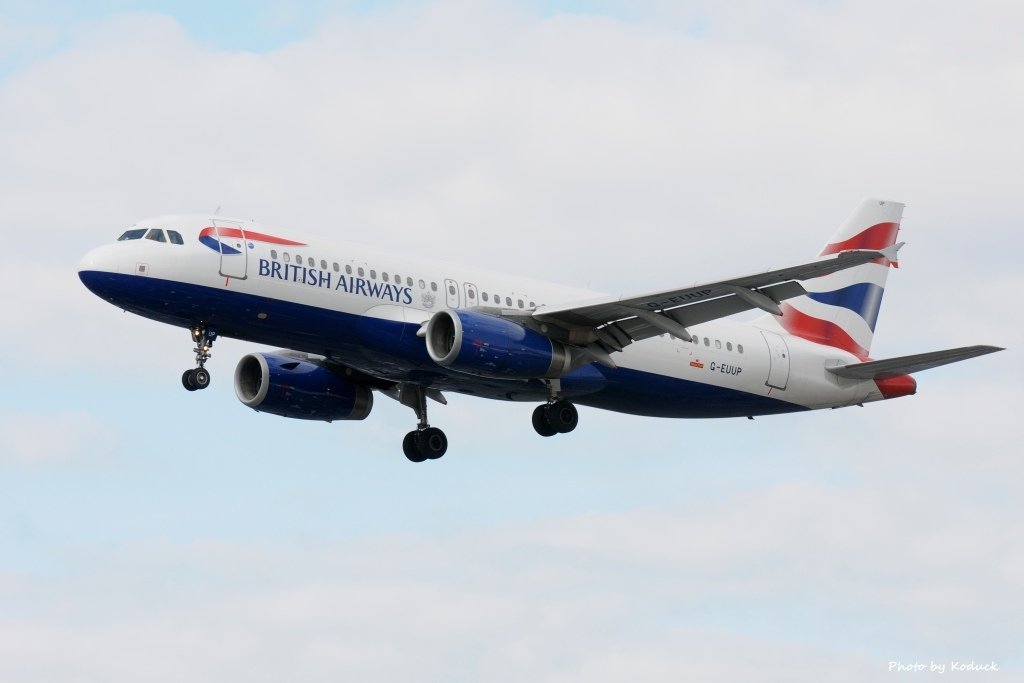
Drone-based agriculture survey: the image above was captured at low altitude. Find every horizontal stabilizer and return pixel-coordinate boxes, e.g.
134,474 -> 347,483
827,345 -> 1004,380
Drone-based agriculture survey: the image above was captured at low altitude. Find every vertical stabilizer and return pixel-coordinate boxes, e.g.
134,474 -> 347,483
759,199 -> 904,359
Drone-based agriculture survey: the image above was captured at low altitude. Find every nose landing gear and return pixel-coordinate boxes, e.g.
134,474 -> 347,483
181,326 -> 216,391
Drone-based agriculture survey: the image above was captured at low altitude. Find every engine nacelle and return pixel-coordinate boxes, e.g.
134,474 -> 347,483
425,309 -> 571,379
234,352 -> 373,421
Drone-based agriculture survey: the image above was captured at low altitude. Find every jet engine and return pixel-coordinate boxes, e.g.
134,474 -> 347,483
425,309 -> 572,379
234,352 -> 373,421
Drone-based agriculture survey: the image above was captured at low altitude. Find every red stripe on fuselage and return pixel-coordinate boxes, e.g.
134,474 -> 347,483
776,303 -> 869,359
199,226 -> 306,246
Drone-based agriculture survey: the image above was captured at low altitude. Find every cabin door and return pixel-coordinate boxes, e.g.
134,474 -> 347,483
214,220 -> 248,280
444,278 -> 460,308
762,331 -> 791,390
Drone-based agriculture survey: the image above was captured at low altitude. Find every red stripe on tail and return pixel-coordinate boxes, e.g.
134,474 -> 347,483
777,303 -> 870,359
819,222 -> 900,255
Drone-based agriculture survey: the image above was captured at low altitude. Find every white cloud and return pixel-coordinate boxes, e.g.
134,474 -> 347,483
0,410 -> 116,464
2,477 -> 1019,682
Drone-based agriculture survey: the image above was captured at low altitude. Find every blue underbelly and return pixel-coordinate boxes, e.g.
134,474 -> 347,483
79,271 -> 805,418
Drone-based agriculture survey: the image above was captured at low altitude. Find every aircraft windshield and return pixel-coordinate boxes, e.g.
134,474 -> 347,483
118,229 -> 147,241
117,228 -> 185,244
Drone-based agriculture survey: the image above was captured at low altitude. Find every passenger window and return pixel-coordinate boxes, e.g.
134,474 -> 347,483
333,263 -> 339,272
145,229 -> 166,242
431,282 -> 437,292
407,277 -> 413,287
346,265 -> 353,275
370,270 -> 377,279
320,259 -> 327,270
394,274 -> 400,284
482,293 -> 489,302
727,342 -> 733,351
117,229 -> 146,241
506,297 -> 512,307
468,290 -> 476,299
738,344 -> 744,354
704,337 -> 710,347
418,279 -> 425,289
284,253 -> 291,263
530,301 -> 535,308
168,230 -> 184,245
382,273 -> 390,282
271,250 -> 278,260
715,340 -> 721,349
358,267 -> 364,277
308,257 -> 315,268
517,299 -> 524,308
448,284 -> 456,296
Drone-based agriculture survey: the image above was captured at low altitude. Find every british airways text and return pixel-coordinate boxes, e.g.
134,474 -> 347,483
258,259 -> 413,304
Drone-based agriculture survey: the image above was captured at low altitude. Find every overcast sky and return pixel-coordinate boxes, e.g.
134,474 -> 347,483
1,1 -> 1022,681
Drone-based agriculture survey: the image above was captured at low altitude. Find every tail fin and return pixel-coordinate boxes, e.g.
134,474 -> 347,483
759,198 -> 905,359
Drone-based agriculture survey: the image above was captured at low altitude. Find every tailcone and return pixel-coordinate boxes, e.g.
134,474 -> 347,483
875,374 -> 917,399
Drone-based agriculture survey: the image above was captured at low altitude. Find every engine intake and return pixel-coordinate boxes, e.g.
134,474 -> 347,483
425,309 -> 570,379
234,352 -> 373,421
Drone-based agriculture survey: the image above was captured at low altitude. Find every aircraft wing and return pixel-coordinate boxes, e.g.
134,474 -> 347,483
529,245 -> 901,355
826,345 -> 1004,380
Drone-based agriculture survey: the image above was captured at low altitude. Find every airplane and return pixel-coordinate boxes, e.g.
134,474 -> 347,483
78,199 -> 1002,462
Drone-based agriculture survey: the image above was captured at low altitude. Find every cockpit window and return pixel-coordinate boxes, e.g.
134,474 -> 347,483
145,229 -> 166,243
168,230 -> 184,245
117,229 -> 146,241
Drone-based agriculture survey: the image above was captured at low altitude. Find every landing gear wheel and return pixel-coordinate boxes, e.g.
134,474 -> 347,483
546,399 -> 578,434
417,427 -> 448,460
532,405 -> 558,437
398,383 -> 449,462
182,367 -> 210,391
403,431 -> 427,463
191,367 -> 211,390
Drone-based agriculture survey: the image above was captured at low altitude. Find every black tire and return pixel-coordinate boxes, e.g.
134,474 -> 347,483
546,400 -> 579,434
532,405 -> 558,437
182,370 -> 198,391
417,427 -> 448,460
403,431 -> 427,463
192,367 -> 211,390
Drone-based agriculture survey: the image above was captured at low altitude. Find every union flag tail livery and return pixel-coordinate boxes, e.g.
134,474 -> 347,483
762,199 -> 903,360
78,200 -> 1003,462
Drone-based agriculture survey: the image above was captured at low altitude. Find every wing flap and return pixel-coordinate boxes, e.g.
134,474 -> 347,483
603,281 -> 807,344
826,345 -> 1004,379
532,248 -> 892,339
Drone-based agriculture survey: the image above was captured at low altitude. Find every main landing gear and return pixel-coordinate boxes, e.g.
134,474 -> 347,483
532,398 -> 579,437
182,326 -> 216,392
398,384 -> 448,463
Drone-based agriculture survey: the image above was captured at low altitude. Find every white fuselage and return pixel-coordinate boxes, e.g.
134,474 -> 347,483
79,215 -> 891,419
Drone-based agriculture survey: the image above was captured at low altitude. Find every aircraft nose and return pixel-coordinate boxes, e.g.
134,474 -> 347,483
78,245 -> 102,273
78,244 -> 124,298
78,243 -> 123,274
